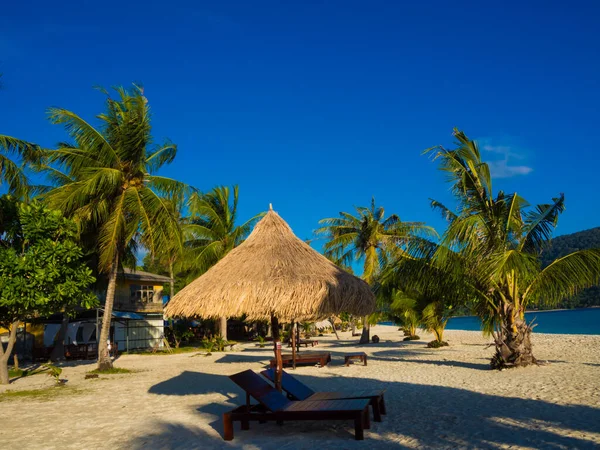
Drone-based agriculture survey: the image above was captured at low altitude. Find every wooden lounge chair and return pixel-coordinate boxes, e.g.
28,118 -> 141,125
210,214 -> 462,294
224,369 -> 371,441
287,339 -> 319,348
261,368 -> 386,422
269,352 -> 331,368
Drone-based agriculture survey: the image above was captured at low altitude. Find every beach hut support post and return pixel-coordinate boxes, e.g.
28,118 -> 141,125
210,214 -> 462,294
291,321 -> 297,369
271,315 -> 283,391
296,322 -> 301,352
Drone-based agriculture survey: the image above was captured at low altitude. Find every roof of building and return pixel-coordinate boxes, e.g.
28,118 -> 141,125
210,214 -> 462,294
119,268 -> 172,283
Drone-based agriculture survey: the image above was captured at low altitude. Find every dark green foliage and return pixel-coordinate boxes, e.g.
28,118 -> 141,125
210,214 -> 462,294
427,340 -> 449,348
403,335 -> 420,341
538,227 -> 600,309
166,320 -> 195,348
0,199 -> 98,325
0,199 -> 97,383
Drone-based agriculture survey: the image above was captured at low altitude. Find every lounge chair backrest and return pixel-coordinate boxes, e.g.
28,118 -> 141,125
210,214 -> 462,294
262,368 -> 315,401
229,369 -> 291,412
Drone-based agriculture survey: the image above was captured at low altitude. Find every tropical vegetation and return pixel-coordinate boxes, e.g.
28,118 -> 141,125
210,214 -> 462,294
145,185 -> 262,339
388,129 -> 600,368
0,199 -> 97,384
316,198 -> 435,343
42,86 -> 184,370
1,72 -> 598,375
539,227 -> 600,309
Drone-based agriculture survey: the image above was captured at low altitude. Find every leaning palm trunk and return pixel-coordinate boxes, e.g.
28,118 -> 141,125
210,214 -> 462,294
491,304 -> 536,369
0,320 -> 19,385
98,254 -> 118,371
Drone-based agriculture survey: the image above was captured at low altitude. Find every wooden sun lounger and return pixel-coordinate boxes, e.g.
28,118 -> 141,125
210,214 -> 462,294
261,368 -> 386,422
269,352 -> 331,368
224,369 -> 371,441
287,339 -> 319,348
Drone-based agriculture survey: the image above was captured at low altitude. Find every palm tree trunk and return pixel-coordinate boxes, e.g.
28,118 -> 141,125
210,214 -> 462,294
359,316 -> 370,344
330,317 -> 340,340
219,317 -> 228,341
169,261 -> 175,298
491,305 -> 536,369
97,253 -> 118,371
0,320 -> 19,385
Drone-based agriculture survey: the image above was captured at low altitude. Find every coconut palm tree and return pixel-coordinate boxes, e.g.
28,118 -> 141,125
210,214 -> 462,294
1,75 -> 42,198
0,136 -> 42,198
43,85 -> 184,370
316,198 -> 436,343
182,185 -> 263,339
420,128 -> 600,368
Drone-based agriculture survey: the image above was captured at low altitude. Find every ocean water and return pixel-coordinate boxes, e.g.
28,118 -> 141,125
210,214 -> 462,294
381,308 -> 600,335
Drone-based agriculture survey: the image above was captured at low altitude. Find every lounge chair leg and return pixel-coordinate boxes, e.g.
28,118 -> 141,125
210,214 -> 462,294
223,413 -> 234,441
363,407 -> 371,430
380,396 -> 387,415
241,419 -> 250,430
354,416 -> 364,440
372,399 -> 382,422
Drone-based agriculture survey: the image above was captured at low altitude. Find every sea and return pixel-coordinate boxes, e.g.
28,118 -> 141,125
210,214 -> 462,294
380,307 -> 600,335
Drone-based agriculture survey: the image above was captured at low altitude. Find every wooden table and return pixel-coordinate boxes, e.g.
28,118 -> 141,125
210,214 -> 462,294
344,352 -> 367,366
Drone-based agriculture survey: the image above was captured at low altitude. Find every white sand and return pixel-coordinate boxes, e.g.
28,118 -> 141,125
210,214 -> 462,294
1,325 -> 599,449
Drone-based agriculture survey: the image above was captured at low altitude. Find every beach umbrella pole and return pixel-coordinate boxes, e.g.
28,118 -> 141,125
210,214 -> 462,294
291,321 -> 297,369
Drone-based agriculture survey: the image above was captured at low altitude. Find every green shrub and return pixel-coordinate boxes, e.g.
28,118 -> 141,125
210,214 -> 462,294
427,340 -> 449,348
403,335 -> 420,341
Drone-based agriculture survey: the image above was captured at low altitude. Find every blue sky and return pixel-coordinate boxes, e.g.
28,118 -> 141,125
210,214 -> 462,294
1,0 -> 599,246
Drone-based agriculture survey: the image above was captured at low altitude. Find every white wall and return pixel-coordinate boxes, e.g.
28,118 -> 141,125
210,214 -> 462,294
113,319 -> 164,351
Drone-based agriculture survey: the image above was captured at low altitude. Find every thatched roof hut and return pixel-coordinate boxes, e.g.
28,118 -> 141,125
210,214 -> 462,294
165,207 -> 375,322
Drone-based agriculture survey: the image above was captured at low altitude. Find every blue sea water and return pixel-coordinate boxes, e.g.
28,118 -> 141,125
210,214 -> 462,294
381,308 -> 600,335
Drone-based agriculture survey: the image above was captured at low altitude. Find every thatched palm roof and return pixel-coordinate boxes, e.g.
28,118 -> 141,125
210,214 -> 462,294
165,207 -> 375,321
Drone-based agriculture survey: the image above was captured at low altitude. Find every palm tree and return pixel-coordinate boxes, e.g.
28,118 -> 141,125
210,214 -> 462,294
43,85 -> 184,370
1,75 -> 42,198
316,198 -> 436,343
183,185 -> 263,339
420,128 -> 600,368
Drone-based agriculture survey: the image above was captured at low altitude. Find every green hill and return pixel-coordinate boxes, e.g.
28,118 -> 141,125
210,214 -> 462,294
539,227 -> 600,309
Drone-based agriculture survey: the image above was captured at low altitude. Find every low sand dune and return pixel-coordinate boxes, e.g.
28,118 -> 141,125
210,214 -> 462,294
2,325 -> 599,449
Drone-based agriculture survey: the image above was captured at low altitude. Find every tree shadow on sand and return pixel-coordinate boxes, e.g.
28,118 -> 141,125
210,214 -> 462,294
369,352 -> 490,370
126,422 -> 230,450
146,370 -> 600,449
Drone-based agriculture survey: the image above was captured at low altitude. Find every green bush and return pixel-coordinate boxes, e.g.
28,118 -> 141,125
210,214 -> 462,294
403,335 -> 420,341
427,340 -> 449,348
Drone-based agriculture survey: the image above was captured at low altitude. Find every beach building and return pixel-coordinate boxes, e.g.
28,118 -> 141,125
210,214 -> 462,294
53,268 -> 172,353
1,268 -> 172,361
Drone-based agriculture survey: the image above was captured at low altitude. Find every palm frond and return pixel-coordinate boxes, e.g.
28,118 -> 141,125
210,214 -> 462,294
524,249 -> 600,307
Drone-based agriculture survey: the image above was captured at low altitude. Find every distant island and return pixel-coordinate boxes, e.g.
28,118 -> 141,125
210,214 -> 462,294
537,227 -> 600,309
